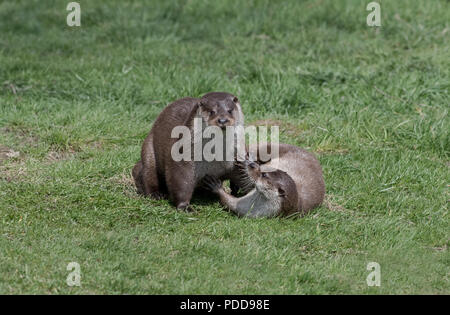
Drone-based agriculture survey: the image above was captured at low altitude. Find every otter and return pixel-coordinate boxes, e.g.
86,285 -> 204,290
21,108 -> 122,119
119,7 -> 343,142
202,161 -> 298,218
202,143 -> 325,217
248,143 -> 325,212
132,92 -> 245,211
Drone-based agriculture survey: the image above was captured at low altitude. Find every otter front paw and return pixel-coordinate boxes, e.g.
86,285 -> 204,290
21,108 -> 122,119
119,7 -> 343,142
201,175 -> 222,193
176,202 -> 195,212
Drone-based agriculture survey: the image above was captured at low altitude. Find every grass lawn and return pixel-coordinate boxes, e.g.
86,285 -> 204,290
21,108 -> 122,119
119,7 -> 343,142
0,0 -> 448,294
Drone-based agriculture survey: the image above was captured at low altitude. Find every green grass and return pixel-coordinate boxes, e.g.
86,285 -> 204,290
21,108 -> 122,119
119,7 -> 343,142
0,0 -> 448,294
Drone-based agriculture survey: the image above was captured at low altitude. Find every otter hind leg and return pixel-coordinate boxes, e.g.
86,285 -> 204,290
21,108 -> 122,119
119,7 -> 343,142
165,163 -> 195,212
132,160 -> 145,195
142,164 -> 165,200
141,135 -> 165,199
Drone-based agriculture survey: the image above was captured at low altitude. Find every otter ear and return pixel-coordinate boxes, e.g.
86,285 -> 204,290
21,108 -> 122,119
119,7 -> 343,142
199,100 -> 206,107
233,96 -> 239,103
278,187 -> 286,197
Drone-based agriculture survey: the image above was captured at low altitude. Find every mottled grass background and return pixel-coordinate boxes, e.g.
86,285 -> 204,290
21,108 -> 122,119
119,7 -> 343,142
0,0 -> 448,294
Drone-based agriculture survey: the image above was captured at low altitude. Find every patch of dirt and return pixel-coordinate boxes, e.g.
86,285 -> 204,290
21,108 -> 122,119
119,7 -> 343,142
46,149 -> 76,162
0,145 -> 20,165
0,130 -> 29,181
1,127 -> 39,147
0,145 -> 24,182
108,171 -> 139,198
0,159 -> 27,182
323,194 -> 350,213
109,172 -> 134,186
1,127 -> 78,182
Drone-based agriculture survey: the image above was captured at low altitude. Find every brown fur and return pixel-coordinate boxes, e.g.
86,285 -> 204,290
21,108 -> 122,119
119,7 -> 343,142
241,143 -> 325,214
202,162 -> 299,218
133,92 -> 244,210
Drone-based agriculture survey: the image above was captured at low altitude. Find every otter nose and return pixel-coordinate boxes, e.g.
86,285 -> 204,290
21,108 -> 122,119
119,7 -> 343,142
218,118 -> 229,125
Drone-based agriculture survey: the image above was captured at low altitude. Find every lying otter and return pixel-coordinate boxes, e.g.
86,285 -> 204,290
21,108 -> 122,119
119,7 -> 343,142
202,143 -> 325,217
132,92 -> 245,211
202,161 -> 298,217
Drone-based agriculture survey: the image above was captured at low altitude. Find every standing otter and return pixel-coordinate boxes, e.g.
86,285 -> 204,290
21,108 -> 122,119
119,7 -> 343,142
202,143 -> 325,217
132,92 -> 244,211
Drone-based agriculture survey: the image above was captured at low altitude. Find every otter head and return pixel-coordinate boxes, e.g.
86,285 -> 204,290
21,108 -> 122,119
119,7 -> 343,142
198,92 -> 240,129
246,161 -> 298,214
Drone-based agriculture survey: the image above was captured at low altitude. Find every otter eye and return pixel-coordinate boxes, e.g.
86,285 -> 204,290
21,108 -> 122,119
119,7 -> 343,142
261,173 -> 268,178
210,110 -> 216,115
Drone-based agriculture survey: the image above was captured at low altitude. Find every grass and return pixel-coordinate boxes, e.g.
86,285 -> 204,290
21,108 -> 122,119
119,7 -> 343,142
0,0 -> 448,294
